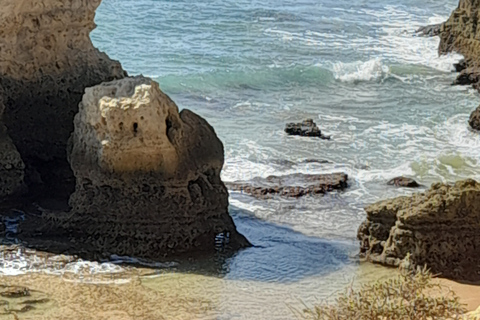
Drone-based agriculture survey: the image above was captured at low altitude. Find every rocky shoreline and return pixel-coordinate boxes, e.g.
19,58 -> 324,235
356,0 -> 480,282
0,0 -> 478,298
0,0 -> 249,259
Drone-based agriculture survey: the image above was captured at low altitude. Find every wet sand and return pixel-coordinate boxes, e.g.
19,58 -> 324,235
0,255 -> 479,320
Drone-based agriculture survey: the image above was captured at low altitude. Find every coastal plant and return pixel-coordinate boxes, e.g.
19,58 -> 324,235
300,262 -> 469,320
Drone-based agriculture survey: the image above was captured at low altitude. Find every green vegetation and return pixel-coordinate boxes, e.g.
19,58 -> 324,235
300,263 -> 469,320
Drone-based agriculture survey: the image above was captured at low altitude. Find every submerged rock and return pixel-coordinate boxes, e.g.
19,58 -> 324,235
0,0 -> 125,200
387,177 -> 420,188
56,76 -> 250,258
415,23 -> 443,37
226,173 -> 348,198
358,179 -> 480,281
469,106 -> 480,130
285,119 -> 331,139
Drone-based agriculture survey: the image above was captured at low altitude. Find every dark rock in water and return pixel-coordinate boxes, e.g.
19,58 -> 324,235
358,179 -> 480,281
301,159 -> 332,164
226,172 -> 348,198
453,70 -> 480,86
453,59 -> 467,73
415,23 -> 443,37
387,177 -> 420,188
285,119 -> 331,140
469,106 -> 480,131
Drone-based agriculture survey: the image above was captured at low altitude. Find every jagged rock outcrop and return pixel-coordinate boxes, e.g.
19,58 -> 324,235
226,173 -> 348,198
387,177 -> 420,188
358,179 -> 480,281
285,119 -> 331,140
469,106 -> 480,130
439,0 -> 480,87
45,76 -> 250,258
0,0 -> 125,200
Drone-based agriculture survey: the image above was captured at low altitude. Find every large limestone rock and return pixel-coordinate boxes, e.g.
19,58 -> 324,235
0,0 -> 125,199
358,179 -> 480,281
61,76 -> 250,258
439,0 -> 480,87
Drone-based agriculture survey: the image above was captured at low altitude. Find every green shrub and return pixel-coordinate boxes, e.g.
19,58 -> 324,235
300,264 -> 468,320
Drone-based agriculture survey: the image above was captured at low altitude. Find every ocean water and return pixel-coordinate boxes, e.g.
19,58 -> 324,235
2,1 -> 479,319
90,0 -> 480,240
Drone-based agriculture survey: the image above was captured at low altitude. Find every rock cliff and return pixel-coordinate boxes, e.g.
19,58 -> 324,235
0,0 -> 125,199
358,179 -> 480,281
439,0 -> 480,88
57,76 -> 250,258
0,1 -> 249,258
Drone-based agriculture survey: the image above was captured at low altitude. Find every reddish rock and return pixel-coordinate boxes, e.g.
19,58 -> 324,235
226,173 -> 348,198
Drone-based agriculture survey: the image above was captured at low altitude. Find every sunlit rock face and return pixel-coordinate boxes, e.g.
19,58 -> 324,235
358,179 -> 480,281
0,0 -> 125,198
65,76 -> 251,258
439,0 -> 480,87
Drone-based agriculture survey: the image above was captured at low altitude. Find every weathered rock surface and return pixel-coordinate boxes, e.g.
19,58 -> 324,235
358,179 -> 480,281
0,0 -> 125,199
469,106 -> 480,130
439,0 -> 480,88
285,119 -> 331,140
387,177 -> 420,188
226,173 -> 348,198
48,76 -> 250,258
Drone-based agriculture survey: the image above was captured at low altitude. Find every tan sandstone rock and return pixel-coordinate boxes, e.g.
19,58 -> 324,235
439,0 -> 480,87
358,179 -> 480,281
60,76 -> 250,258
0,0 -> 125,199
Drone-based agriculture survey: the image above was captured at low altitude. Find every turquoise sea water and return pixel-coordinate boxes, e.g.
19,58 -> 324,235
3,1 -> 479,319
93,1 -> 480,317
92,0 -> 480,238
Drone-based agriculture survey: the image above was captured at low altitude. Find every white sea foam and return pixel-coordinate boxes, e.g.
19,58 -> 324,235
332,58 -> 390,83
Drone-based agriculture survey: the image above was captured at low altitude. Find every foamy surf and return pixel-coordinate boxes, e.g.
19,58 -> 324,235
332,58 -> 390,83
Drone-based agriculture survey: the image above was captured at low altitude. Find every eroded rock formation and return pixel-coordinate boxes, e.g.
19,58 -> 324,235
358,179 -> 480,281
227,173 -> 348,198
48,76 -> 250,258
469,106 -> 480,130
438,0 -> 480,87
0,0 -> 125,200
